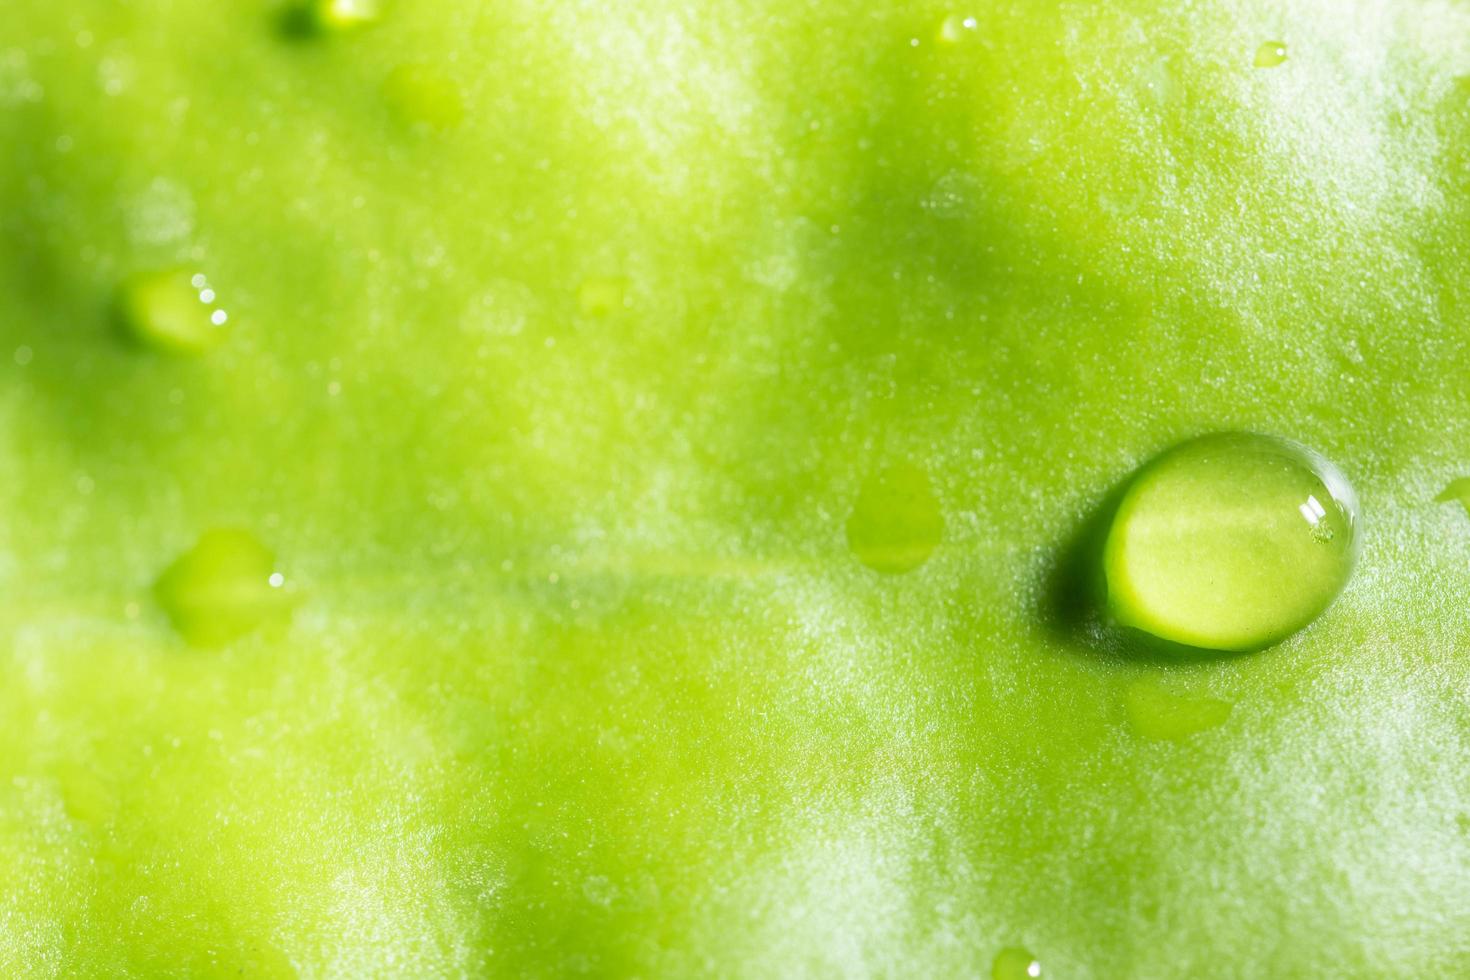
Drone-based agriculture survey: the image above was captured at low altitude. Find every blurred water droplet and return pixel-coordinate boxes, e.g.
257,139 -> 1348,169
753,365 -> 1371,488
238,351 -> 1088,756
117,268 -> 230,354
578,276 -> 627,317
1254,41 -> 1288,69
154,530 -> 291,647
383,64 -> 463,131
992,947 -> 1042,980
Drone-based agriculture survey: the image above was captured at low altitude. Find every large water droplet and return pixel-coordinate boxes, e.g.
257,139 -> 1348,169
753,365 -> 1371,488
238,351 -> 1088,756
154,529 -> 289,647
846,462 -> 944,574
1104,432 -> 1357,653
992,947 -> 1042,980
117,268 -> 230,354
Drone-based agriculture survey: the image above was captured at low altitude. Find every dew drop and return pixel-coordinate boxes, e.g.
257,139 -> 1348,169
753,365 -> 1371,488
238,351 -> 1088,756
992,947 -> 1042,980
154,529 -> 290,647
383,64 -> 463,131
847,462 -> 944,574
1104,432 -> 1357,653
1254,41 -> 1288,69
117,268 -> 231,354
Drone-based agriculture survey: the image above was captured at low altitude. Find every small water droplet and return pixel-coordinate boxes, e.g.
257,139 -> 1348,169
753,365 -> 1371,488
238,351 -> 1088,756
1436,477 -> 1470,515
578,276 -> 627,317
117,268 -> 230,354
1124,680 -> 1233,740
154,530 -> 291,647
936,14 -> 980,46
1104,432 -> 1357,652
13,345 -> 33,366
992,947 -> 1042,980
383,64 -> 463,131
1254,41 -> 1288,69
847,462 -> 944,575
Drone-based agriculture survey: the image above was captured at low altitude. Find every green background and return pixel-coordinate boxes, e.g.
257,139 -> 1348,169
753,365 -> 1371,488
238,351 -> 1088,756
2,0 -> 1470,975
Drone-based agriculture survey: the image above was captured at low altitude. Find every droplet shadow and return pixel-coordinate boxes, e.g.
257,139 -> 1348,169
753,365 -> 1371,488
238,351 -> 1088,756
274,3 -> 320,41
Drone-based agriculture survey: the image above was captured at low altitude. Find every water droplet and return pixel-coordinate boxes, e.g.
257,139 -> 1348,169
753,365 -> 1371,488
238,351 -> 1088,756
383,64 -> 463,131
13,345 -> 32,366
1104,433 -> 1357,653
936,14 -> 980,46
1254,41 -> 1288,69
1436,477 -> 1470,515
992,947 -> 1042,980
847,462 -> 944,574
154,530 -> 290,647
578,276 -> 627,317
117,268 -> 230,354
1124,679 -> 1233,740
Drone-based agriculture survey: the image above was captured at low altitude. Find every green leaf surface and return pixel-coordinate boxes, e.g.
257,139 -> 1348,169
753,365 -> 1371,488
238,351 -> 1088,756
2,0 -> 1470,976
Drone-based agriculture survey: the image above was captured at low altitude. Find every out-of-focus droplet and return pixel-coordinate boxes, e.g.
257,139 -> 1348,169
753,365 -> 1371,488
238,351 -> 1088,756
1254,41 -> 1288,69
992,947 -> 1042,980
154,529 -> 291,647
578,276 -> 628,318
117,268 -> 230,354
383,64 -> 464,131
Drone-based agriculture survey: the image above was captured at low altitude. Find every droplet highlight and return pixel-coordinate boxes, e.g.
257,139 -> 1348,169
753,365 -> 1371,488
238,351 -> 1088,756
1103,432 -> 1357,653
307,0 -> 383,32
118,268 -> 230,354
846,462 -> 944,574
154,529 -> 290,647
